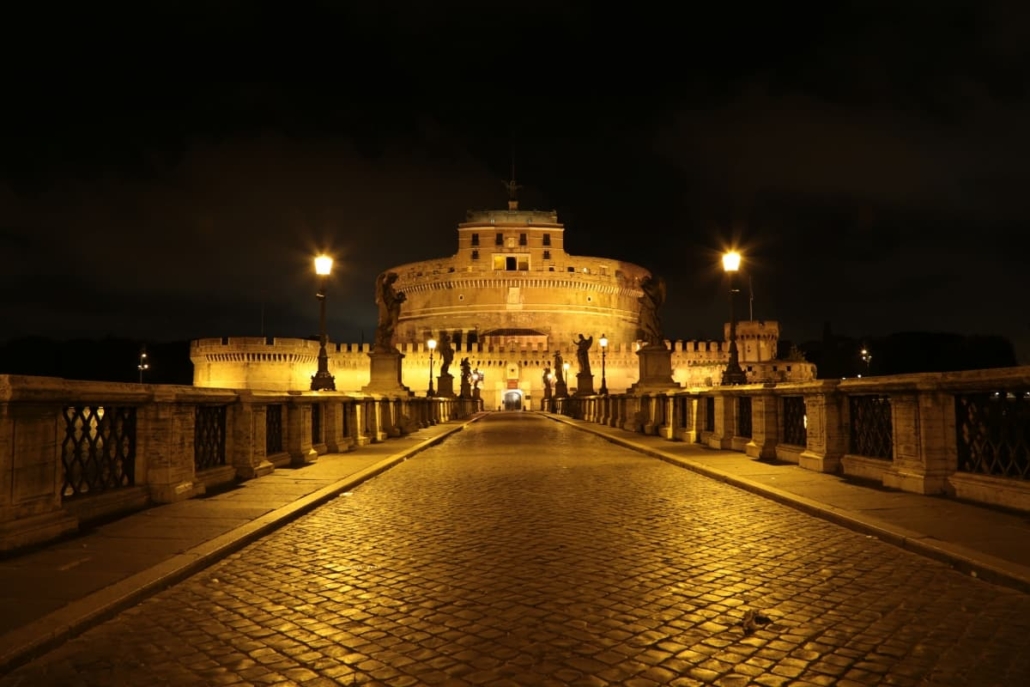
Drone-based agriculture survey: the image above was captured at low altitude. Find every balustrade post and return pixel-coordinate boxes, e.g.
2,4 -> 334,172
622,395 -> 642,433
0,394 -> 78,551
230,394 -> 275,480
640,395 -> 657,435
142,391 -> 206,502
675,394 -> 698,443
707,394 -> 734,449
353,400 -> 372,446
287,397 -> 318,465
799,386 -> 846,473
659,394 -> 676,440
883,390 -> 952,494
373,399 -> 389,442
746,391 -> 779,459
324,399 -> 348,453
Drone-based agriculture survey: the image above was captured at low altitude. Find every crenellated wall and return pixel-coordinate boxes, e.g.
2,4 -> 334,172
191,335 -> 817,409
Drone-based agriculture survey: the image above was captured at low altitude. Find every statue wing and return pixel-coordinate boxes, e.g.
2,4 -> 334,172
374,273 -> 385,304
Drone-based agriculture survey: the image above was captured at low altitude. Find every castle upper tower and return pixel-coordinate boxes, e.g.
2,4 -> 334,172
383,202 -> 651,348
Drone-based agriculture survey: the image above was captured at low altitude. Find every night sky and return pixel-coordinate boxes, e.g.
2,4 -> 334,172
2,2 -> 1029,360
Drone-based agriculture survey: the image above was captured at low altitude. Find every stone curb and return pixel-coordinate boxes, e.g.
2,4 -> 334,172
548,414 -> 1030,596
0,417 -> 481,676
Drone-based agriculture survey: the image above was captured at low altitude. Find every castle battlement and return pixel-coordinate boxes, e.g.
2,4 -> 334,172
192,337 -> 745,362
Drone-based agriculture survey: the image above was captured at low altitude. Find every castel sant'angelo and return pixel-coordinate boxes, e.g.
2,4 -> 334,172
192,185 -> 815,409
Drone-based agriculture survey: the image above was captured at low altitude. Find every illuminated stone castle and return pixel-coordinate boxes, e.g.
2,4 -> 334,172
192,196 -> 814,408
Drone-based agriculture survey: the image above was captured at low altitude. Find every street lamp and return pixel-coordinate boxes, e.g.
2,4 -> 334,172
721,251 -> 748,385
138,345 -> 149,384
427,338 -> 437,396
599,333 -> 608,395
860,347 -> 872,376
310,254 -> 336,391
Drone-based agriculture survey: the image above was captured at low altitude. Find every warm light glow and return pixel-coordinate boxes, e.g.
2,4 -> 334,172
563,362 -> 570,372
722,251 -> 741,272
600,334 -> 608,349
314,254 -> 333,276
428,338 -> 437,351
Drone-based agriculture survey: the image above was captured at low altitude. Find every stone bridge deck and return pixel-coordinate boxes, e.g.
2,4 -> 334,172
2,412 -> 1030,685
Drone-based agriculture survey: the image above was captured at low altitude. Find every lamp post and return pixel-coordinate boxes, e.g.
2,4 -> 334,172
310,254 -> 336,391
721,251 -> 748,385
860,347 -> 872,376
427,338 -> 437,396
138,345 -> 149,384
599,333 -> 608,395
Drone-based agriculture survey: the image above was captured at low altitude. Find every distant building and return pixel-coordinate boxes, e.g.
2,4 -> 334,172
193,194 -> 815,407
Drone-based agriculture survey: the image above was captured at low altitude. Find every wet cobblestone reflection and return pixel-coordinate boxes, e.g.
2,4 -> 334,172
4,413 -> 1030,686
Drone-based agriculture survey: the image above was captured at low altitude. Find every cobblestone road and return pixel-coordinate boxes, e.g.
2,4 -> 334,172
4,413 -> 1030,686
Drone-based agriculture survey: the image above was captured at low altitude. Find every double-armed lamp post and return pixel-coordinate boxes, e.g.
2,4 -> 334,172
310,254 -> 336,391
138,346 -> 149,384
427,338 -> 437,396
721,251 -> 748,385
599,333 -> 608,395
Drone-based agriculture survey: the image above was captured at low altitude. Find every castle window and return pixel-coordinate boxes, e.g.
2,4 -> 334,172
472,249 -> 479,260
543,250 -> 551,260
543,233 -> 551,246
495,254 -> 529,271
519,233 -> 527,246
471,233 -> 479,246
567,266 -> 575,272
495,233 -> 503,246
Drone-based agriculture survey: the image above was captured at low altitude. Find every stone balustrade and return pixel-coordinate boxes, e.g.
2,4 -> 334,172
0,375 -> 481,553
551,366 -> 1030,513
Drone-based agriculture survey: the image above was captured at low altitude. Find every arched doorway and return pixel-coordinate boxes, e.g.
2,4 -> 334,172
502,390 -> 523,411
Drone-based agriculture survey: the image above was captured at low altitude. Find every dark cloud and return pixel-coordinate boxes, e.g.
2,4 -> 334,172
1,0 -> 1028,362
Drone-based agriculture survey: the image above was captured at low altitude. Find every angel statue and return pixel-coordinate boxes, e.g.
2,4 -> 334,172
636,274 -> 666,347
574,334 -> 593,376
374,272 -> 406,352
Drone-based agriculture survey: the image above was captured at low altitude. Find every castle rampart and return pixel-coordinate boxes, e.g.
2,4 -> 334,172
192,333 -> 816,405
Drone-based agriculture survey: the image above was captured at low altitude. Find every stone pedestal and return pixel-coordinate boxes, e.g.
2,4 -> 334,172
555,379 -> 569,399
362,350 -> 411,396
459,379 -> 472,399
436,374 -> 455,398
575,373 -> 595,396
629,344 -> 680,393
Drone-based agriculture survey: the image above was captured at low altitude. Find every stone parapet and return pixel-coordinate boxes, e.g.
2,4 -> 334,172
550,365 -> 1030,514
0,375 -> 473,553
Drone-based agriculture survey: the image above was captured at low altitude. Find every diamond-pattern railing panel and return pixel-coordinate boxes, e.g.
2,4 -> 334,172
310,403 -> 322,445
61,405 -> 137,500
956,391 -> 1030,480
194,405 -> 227,472
737,397 -> 753,439
849,395 -> 893,460
266,404 -> 284,455
782,396 -> 808,447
